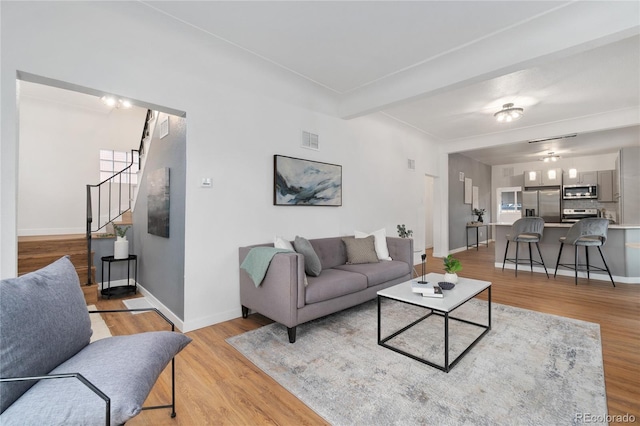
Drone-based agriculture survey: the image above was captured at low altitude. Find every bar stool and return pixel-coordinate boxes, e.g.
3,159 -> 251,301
554,218 -> 615,287
502,217 -> 549,278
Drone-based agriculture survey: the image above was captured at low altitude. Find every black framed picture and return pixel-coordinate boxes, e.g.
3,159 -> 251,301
274,155 -> 342,206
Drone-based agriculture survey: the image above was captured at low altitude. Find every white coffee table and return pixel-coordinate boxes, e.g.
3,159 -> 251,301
377,273 -> 491,372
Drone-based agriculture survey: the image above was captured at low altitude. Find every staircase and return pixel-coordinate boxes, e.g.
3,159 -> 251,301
18,234 -> 98,304
16,110 -> 154,306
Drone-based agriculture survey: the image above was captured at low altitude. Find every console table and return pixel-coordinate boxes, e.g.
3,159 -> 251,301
101,254 -> 137,299
466,223 -> 489,250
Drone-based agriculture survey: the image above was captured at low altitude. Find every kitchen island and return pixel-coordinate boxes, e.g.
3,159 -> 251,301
492,222 -> 640,284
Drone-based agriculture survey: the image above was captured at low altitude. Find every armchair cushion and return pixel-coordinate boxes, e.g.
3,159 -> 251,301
0,256 -> 92,413
1,331 -> 192,425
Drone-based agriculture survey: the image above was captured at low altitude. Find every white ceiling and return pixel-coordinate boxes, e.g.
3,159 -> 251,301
26,1 -> 640,166
143,0 -> 640,165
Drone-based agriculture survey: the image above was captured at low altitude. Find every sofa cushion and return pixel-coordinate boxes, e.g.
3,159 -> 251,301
305,269 -> 368,304
309,237 -> 347,270
293,236 -> 322,276
0,256 -> 92,414
342,236 -> 379,264
0,331 -> 192,425
335,260 -> 411,287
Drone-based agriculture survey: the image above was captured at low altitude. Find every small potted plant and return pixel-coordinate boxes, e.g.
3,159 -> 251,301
112,223 -> 131,259
443,254 -> 462,284
473,208 -> 486,223
397,224 -> 413,239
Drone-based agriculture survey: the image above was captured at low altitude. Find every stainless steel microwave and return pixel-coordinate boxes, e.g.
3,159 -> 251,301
562,184 -> 598,199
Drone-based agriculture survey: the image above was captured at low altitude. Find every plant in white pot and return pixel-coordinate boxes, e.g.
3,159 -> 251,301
112,223 -> 131,259
443,254 -> 462,284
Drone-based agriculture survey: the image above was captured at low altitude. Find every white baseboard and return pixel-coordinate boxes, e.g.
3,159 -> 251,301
494,262 -> 639,284
99,281 -> 240,332
182,308 -> 242,333
135,284 -> 185,332
449,239 -> 495,255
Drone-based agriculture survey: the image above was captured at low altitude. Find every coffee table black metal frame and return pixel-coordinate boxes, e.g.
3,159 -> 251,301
377,277 -> 491,373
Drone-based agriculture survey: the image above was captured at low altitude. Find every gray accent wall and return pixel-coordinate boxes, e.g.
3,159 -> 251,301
448,153 -> 492,251
133,113 -> 186,320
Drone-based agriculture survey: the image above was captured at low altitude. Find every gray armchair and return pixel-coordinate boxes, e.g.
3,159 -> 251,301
0,256 -> 192,425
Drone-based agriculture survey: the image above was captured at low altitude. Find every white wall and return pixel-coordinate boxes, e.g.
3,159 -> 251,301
18,83 -> 147,235
1,2 -> 439,330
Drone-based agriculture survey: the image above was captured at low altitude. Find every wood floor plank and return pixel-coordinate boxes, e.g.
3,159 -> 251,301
97,243 -> 639,425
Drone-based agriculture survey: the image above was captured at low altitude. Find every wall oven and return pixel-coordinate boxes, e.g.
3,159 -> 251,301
562,184 -> 598,200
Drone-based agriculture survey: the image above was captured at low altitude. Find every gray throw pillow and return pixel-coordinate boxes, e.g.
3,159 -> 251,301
342,236 -> 380,264
293,236 -> 322,277
0,256 -> 92,413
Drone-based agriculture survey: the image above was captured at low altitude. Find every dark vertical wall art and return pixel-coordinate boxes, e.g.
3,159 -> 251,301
148,167 -> 170,237
274,155 -> 342,206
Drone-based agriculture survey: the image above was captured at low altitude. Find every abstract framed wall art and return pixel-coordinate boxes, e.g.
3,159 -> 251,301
274,155 -> 342,206
148,167 -> 170,238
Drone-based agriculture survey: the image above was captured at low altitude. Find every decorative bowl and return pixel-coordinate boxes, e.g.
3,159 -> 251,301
438,281 -> 456,290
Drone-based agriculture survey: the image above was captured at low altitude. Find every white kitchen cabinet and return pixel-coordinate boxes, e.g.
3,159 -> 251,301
525,169 -> 561,187
562,170 -> 598,185
598,170 -> 614,202
524,170 -> 542,187
541,168 -> 562,186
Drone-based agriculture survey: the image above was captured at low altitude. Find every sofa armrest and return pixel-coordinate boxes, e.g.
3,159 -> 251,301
386,237 -> 413,270
239,248 -> 304,328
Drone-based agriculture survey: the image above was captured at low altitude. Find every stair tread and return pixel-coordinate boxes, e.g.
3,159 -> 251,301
19,250 -> 89,258
18,234 -> 86,242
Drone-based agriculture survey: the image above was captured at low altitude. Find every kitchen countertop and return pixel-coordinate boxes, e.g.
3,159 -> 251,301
491,221 -> 640,282
489,222 -> 640,230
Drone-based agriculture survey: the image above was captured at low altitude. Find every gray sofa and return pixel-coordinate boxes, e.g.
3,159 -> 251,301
0,256 -> 192,425
239,236 -> 413,343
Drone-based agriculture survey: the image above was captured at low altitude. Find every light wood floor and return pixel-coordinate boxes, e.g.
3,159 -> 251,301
96,243 -> 639,425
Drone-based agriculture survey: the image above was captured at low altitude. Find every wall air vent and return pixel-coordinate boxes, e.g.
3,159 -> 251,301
407,159 -> 416,171
302,131 -> 319,150
502,167 -> 514,177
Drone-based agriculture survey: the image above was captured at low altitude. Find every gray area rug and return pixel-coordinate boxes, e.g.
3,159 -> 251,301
227,299 -> 607,425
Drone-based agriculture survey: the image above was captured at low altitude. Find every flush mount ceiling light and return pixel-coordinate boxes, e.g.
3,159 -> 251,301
101,95 -> 132,109
494,103 -> 524,123
542,152 -> 560,162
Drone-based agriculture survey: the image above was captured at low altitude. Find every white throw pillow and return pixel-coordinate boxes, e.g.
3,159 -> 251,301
354,228 -> 392,260
274,236 -> 294,251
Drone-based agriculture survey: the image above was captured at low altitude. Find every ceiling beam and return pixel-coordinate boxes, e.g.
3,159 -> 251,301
338,2 -> 640,120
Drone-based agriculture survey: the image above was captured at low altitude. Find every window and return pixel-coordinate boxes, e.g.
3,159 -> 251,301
100,150 -> 139,184
496,187 -> 523,224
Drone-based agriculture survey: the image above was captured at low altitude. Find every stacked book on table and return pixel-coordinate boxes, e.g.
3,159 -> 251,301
411,281 -> 443,298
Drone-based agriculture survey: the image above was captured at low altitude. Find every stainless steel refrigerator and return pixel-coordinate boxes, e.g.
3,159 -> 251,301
522,189 -> 561,223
